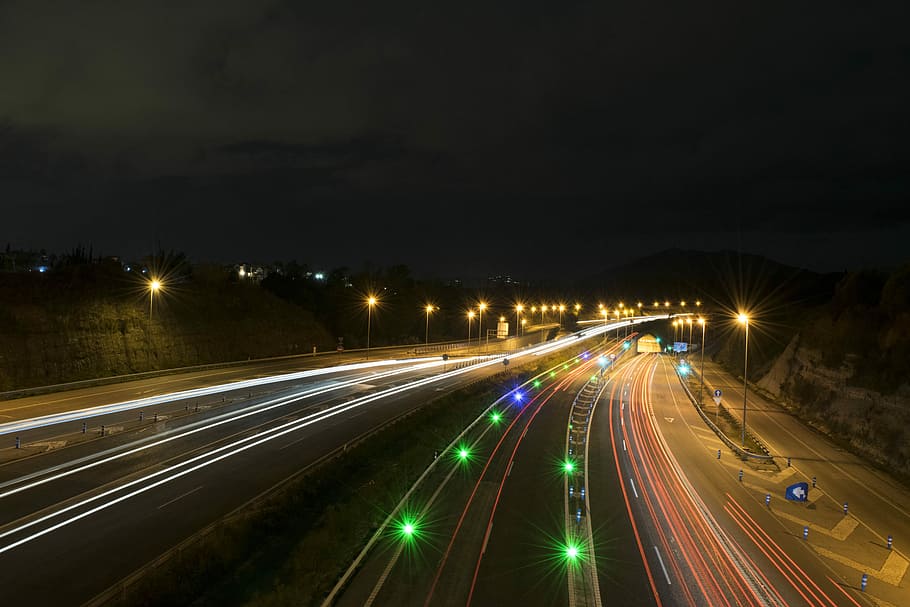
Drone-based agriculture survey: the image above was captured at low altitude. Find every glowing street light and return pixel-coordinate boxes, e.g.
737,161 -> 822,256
686,317 -> 693,345
558,304 -> 566,327
467,310 -> 475,342
737,312 -> 750,447
366,296 -> 377,359
425,304 -> 436,345
515,303 -> 524,337
697,317 -> 707,408
148,279 -> 162,321
478,301 -> 487,348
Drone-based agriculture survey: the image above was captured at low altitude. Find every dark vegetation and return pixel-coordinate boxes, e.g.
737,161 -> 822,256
0,256 -> 332,391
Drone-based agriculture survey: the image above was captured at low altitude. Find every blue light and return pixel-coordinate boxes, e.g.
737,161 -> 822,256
513,391 -> 524,402
679,364 -> 690,375
581,351 -> 589,359
598,356 -> 607,367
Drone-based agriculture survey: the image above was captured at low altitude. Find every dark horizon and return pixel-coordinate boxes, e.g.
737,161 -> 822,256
2,2 -> 908,281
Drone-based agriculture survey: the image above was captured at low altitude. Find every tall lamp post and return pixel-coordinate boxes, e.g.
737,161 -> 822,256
697,317 -> 706,405
148,279 -> 162,321
467,310 -> 475,343
425,304 -> 435,345
558,304 -> 566,328
737,313 -> 750,446
515,304 -> 524,338
687,317 -> 694,347
478,302 -> 487,349
600,309 -> 608,343
366,296 -> 377,359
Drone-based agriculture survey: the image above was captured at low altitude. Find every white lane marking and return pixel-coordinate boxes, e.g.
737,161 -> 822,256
280,433 -> 309,450
507,461 -> 514,477
629,478 -> 639,498
157,485 -> 203,509
622,439 -> 627,452
654,545 -> 672,585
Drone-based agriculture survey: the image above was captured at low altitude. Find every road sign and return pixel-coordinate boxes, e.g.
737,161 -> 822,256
712,388 -> 722,406
673,341 -> 688,352
785,482 -> 809,502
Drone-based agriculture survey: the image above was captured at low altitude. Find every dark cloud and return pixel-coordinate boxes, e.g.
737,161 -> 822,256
1,1 -> 908,278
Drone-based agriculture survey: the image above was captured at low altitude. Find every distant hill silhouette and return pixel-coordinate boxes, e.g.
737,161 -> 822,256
580,248 -> 841,313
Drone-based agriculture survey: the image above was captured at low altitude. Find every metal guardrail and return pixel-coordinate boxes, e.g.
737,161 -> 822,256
671,361 -> 774,461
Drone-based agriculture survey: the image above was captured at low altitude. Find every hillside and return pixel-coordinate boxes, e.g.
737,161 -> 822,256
0,263 -> 334,391
755,265 -> 910,477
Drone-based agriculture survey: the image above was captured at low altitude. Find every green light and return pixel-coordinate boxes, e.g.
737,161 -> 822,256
395,515 -> 421,543
591,375 -> 597,381
567,545 -> 579,559
533,380 -> 541,388
459,448 -> 469,459
490,411 -> 502,424
563,364 -> 568,370
550,371 -> 556,378
564,460 -> 574,473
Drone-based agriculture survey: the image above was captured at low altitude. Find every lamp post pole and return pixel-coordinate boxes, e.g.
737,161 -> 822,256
425,305 -> 434,346
478,302 -> 486,351
698,318 -> 706,405
367,297 -> 376,359
149,280 -> 161,321
738,314 -> 750,447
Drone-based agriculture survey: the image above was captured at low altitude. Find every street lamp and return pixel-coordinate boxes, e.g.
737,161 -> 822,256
366,296 -> 377,359
478,302 -> 487,349
697,317 -> 707,407
687,317 -> 693,346
558,304 -> 566,328
467,310 -> 475,342
600,309 -> 608,343
737,312 -> 750,447
149,279 -> 162,321
515,304 -> 524,337
425,304 -> 435,345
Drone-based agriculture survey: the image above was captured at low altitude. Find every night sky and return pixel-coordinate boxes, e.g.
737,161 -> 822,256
2,1 -> 908,280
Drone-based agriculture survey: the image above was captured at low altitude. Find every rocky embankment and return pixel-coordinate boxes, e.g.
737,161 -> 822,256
758,334 -> 910,478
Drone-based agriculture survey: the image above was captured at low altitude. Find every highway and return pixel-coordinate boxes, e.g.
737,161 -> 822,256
0,354 -> 507,603
330,346 -> 909,607
0,322 -> 636,605
330,340 -> 651,607
696,360 -> 910,607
